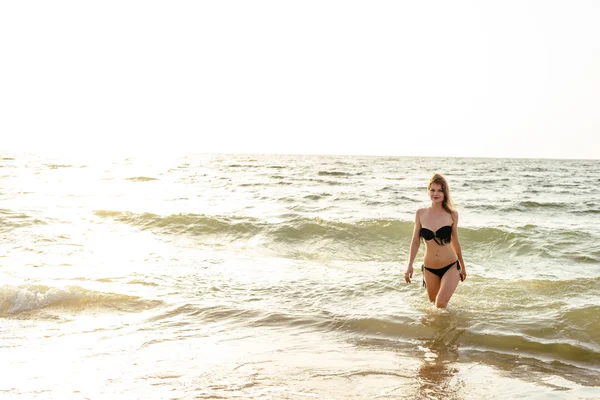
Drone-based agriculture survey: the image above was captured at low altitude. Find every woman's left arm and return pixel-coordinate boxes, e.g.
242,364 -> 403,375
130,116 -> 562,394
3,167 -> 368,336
451,211 -> 467,281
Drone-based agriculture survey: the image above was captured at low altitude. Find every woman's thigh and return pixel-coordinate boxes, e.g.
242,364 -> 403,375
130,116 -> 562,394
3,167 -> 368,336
422,268 -> 441,302
436,267 -> 461,307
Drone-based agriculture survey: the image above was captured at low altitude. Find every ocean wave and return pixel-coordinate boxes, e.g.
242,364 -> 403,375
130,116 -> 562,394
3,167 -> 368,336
571,209 -> 600,215
141,302 -> 600,370
459,226 -> 521,242
513,201 -> 567,210
463,277 -> 600,306
94,211 -> 415,239
558,305 -> 600,342
0,209 -> 47,232
125,176 -> 159,181
94,210 -> 265,238
461,202 -> 575,213
45,164 -> 73,169
303,193 -> 332,201
463,333 -> 599,369
393,195 -> 419,203
334,316 -> 599,366
238,183 -> 264,187
93,211 -> 599,262
307,311 -> 600,369
306,178 -> 345,186
0,284 -> 161,317
226,164 -> 260,168
145,304 -> 263,325
318,171 -> 353,177
270,218 -> 414,243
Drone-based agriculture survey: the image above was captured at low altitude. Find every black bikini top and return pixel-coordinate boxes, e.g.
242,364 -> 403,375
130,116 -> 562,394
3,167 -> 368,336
420,225 -> 452,246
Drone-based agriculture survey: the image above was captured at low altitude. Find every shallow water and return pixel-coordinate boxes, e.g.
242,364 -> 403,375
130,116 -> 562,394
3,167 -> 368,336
1,153 -> 599,399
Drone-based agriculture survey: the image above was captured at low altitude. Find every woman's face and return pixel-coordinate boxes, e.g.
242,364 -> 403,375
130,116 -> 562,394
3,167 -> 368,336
429,183 -> 444,203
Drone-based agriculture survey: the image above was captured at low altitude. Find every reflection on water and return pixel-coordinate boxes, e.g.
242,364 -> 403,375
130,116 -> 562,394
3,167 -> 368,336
415,311 -> 468,400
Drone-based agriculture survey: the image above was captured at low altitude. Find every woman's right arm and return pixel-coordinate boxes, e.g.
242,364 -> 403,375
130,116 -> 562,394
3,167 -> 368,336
405,209 -> 422,283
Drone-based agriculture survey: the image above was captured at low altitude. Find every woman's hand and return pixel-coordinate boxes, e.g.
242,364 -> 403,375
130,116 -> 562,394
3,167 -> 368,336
460,268 -> 467,282
405,265 -> 413,283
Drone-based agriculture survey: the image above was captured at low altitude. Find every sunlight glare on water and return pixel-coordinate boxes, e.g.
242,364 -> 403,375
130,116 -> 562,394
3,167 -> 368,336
1,152 -> 599,399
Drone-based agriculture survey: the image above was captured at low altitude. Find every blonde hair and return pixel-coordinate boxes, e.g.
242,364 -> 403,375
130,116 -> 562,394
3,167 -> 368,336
428,173 -> 456,220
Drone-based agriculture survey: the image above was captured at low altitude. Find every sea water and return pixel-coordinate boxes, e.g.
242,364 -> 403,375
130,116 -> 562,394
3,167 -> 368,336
1,153 -> 599,399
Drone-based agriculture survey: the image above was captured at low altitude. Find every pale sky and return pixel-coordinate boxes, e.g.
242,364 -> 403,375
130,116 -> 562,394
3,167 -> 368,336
1,1 -> 599,159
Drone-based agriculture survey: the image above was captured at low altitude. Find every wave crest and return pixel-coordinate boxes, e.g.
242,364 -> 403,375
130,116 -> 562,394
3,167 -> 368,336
0,284 -> 161,317
93,211 -> 598,263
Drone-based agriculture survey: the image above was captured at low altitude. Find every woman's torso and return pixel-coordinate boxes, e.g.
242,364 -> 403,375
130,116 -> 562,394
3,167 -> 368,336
420,208 -> 458,268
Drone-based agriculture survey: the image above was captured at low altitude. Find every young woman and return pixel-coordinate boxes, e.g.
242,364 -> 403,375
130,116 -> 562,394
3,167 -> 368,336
405,173 -> 466,308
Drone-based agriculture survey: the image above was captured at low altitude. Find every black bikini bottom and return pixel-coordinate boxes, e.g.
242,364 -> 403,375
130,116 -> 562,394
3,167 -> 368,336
421,260 -> 460,288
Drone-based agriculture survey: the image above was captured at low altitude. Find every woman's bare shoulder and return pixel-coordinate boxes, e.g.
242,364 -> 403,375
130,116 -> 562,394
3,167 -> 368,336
416,207 -> 428,216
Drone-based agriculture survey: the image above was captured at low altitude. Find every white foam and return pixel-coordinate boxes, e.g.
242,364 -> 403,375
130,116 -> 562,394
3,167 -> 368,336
1,284 -> 81,314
